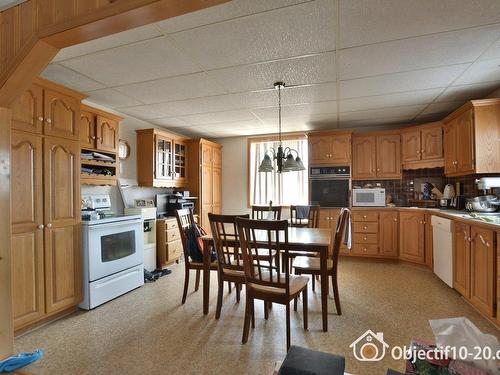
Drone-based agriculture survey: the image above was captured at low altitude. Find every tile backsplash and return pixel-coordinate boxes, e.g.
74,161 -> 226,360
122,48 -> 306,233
353,168 -> 500,206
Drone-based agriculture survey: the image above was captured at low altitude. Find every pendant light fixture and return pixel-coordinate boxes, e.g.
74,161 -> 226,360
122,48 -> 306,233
258,82 -> 306,173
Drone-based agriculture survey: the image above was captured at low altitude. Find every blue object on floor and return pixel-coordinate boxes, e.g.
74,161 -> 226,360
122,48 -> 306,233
0,349 -> 43,373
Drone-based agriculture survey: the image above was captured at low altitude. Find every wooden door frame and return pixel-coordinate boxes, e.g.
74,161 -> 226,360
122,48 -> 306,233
0,0 -> 229,360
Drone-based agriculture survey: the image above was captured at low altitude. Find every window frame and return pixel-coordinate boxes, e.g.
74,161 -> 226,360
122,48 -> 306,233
246,132 -> 308,208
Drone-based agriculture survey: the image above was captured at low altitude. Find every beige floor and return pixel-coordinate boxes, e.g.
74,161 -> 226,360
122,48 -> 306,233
15,258 -> 499,375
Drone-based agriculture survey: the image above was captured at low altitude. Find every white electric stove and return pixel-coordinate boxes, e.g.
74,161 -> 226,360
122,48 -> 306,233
80,195 -> 144,310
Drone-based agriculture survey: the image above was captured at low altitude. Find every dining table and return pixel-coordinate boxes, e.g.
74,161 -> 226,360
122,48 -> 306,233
201,226 -> 333,332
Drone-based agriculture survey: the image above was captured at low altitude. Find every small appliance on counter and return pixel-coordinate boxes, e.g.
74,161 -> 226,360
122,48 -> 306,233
465,178 -> 500,213
352,187 -> 386,207
155,193 -> 194,218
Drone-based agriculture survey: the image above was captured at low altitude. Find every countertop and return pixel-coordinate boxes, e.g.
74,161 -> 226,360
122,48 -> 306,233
351,206 -> 500,231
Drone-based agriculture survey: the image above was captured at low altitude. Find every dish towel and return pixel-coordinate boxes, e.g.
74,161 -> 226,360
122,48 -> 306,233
343,210 -> 352,250
295,205 -> 310,220
0,349 -> 43,373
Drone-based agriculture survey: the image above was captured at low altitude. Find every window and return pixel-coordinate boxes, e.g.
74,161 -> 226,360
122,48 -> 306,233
248,137 -> 308,206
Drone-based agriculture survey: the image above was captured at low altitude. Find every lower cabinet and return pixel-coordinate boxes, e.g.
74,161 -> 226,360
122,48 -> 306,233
352,211 -> 379,256
453,223 -> 495,317
319,209 -> 348,254
157,218 -> 183,268
379,211 -> 399,257
399,211 -> 426,264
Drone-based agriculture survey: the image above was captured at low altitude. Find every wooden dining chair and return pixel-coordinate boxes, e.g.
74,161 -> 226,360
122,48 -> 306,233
209,213 -> 249,319
176,208 -> 218,305
292,208 -> 350,315
236,217 -> 309,351
289,205 -> 320,228
251,205 -> 282,220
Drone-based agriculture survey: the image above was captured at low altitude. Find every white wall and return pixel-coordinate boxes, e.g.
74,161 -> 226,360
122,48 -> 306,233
217,136 -> 250,215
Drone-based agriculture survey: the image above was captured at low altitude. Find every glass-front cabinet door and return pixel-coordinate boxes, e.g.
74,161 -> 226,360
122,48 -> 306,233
174,141 -> 187,182
155,135 -> 173,180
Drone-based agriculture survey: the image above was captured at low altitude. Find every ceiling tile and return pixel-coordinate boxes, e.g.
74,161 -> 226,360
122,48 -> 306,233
53,24 -> 163,62
114,72 -> 227,104
339,0 -> 500,48
85,88 -> 143,108
480,38 -> 500,60
435,81 -> 500,102
339,117 -> 413,129
41,63 -> 105,92
339,88 -> 443,113
150,117 -> 193,128
196,119 -> 264,130
60,37 -> 201,86
252,101 -> 337,120
156,0 -> 309,34
339,25 -> 500,80
178,110 -> 258,125
453,58 -> 500,85
206,52 -> 335,93
170,0 -> 335,70
418,101 -> 464,116
339,105 -> 426,122
339,64 -> 469,98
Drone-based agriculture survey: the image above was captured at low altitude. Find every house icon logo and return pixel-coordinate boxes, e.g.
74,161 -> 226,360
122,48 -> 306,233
349,330 -> 389,361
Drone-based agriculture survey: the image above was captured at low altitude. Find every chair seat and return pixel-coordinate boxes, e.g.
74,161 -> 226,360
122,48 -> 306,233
293,256 -> 333,271
222,259 -> 245,277
249,272 -> 309,295
287,250 -> 318,257
190,260 -> 218,269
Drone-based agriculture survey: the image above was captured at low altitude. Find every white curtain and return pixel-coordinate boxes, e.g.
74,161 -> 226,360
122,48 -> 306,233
250,139 -> 308,206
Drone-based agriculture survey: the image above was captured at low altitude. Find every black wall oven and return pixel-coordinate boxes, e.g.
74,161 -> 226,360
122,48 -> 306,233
309,166 -> 350,208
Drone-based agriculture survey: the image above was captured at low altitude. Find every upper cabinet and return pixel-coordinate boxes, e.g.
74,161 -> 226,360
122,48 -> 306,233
401,122 -> 443,170
443,99 -> 500,176
79,105 -> 121,153
137,128 -> 188,187
352,132 -> 401,180
10,78 -> 86,140
308,132 -> 351,165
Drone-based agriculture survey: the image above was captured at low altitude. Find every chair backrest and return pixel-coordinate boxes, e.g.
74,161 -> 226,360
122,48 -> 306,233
290,205 -> 320,228
330,208 -> 351,269
251,205 -> 282,220
236,217 -> 290,295
209,213 -> 249,275
175,208 -> 196,264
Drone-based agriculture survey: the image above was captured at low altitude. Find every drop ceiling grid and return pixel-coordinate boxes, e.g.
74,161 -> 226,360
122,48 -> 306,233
40,0 -> 500,137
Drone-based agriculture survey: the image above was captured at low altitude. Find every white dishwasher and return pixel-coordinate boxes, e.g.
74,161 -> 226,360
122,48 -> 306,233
431,216 -> 453,287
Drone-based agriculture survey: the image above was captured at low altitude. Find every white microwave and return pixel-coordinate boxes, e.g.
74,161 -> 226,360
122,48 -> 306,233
352,188 -> 386,207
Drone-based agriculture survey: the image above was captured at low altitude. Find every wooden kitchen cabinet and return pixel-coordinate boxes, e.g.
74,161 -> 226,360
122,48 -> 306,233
352,132 -> 401,180
399,211 -> 426,264
11,83 -> 43,134
351,210 -> 379,256
401,122 -> 444,170
443,99 -> 500,176
10,130 -> 82,331
376,133 -> 401,179
308,132 -> 351,165
469,226 -> 495,317
43,87 -> 81,141
157,218 -> 183,268
453,221 -> 471,298
187,139 -> 222,232
352,136 -> 376,179
79,105 -> 121,153
453,222 -> 496,317
379,211 -> 399,257
136,128 -> 189,187
43,136 -> 82,314
10,131 -> 45,329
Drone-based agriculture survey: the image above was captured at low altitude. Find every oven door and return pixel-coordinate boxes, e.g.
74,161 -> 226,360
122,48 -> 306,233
87,219 -> 144,282
310,178 -> 350,208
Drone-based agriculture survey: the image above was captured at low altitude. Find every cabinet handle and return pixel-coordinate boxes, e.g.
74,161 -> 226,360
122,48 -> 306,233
363,248 -> 367,252
38,116 -> 43,122
46,223 -> 52,228
421,150 -> 424,153
478,234 -> 490,247
92,136 -> 96,140
46,118 -> 51,123
417,150 -> 420,153
37,224 -> 44,229
363,237 -> 367,241
377,168 -> 380,171
393,218 -> 398,222
363,215 -> 367,219
363,226 -> 368,230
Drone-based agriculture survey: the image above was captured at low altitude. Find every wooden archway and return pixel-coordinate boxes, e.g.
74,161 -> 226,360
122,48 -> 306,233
0,0 -> 229,359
